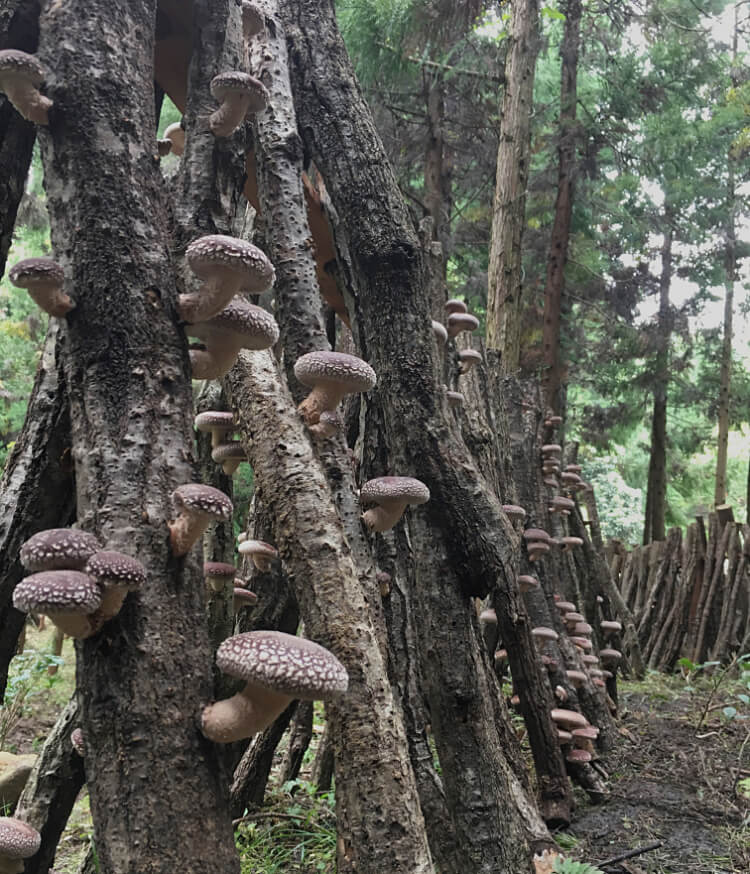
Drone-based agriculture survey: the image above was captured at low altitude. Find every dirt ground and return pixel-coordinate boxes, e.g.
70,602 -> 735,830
566,675 -> 750,874
3,629 -> 749,873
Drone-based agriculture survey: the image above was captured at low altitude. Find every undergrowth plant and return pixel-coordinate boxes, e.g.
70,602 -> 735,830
0,648 -> 64,749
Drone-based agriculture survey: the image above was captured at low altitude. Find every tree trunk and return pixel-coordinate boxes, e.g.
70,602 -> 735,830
542,0 -> 581,412
281,699 -> 313,783
423,72 -> 453,261
35,0 -> 240,869
486,0 -> 540,368
643,211 -> 673,544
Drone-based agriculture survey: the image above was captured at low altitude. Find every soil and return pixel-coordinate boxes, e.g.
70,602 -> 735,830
567,677 -> 750,873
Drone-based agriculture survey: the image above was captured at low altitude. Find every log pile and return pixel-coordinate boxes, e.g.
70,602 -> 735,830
609,513 -> 750,669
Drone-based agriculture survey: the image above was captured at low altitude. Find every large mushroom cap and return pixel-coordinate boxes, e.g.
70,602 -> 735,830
294,351 -> 376,394
85,551 -> 147,591
9,257 -> 64,288
20,529 -> 102,572
13,571 -> 101,615
360,476 -> 430,506
171,484 -> 233,521
550,708 -> 588,730
447,312 -> 479,337
0,817 -> 41,860
194,411 -> 235,433
187,296 -> 279,350
216,631 -> 348,700
186,235 -> 275,295
210,71 -> 268,114
0,50 -> 44,85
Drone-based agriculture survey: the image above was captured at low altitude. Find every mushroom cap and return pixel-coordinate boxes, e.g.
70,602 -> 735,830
550,496 -> 575,510
523,528 -> 551,542
294,351 -> 376,394
13,571 -> 101,615
572,726 -> 599,741
479,608 -> 497,625
564,612 -> 584,624
431,320 -> 448,343
545,415 -> 563,426
541,444 -> 562,455
20,529 -> 102,572
216,631 -> 348,700
517,574 -> 539,591
458,348 -> 482,364
194,411 -> 235,432
85,551 -> 147,591
446,390 -> 464,408
211,443 -> 246,462
210,71 -> 269,113
0,50 -> 45,84
574,622 -> 593,635
557,729 -> 573,744
581,654 -> 599,666
444,298 -> 467,315
360,476 -> 430,506
528,541 -> 550,556
566,669 -> 588,686
238,540 -> 278,559
570,636 -> 592,651
186,235 -> 275,294
0,817 -> 41,859
566,748 -> 592,764
531,626 -> 558,642
9,257 -> 64,289
70,727 -> 85,756
448,313 -> 479,333
171,484 -> 233,521
502,504 -> 527,520
565,463 -> 583,474
550,708 -> 588,730
188,297 -> 279,349
204,561 -> 237,579
233,587 -> 258,607
599,648 -> 622,664
600,620 -> 622,633
554,601 -> 577,613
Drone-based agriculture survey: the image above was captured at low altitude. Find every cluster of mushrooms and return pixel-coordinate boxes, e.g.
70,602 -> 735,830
431,296 -> 483,410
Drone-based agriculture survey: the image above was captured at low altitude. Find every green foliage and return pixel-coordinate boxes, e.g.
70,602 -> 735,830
0,647 -> 64,750
553,859 -> 604,874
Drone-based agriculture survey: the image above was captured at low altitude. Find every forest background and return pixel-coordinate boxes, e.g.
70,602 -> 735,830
1,0 -> 749,544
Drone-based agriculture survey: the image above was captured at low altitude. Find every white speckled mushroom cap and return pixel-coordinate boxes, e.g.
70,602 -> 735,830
216,631 -> 348,699
186,235 -> 275,294
204,561 -> 237,580
360,476 -> 430,506
187,296 -> 279,350
210,72 -> 269,114
20,529 -> 102,572
294,351 -> 376,394
171,484 -> 233,520
85,551 -> 147,591
0,817 -> 41,859
211,443 -> 246,462
70,727 -> 85,756
0,50 -> 45,85
13,571 -> 101,615
9,257 -> 64,288
194,411 -> 236,432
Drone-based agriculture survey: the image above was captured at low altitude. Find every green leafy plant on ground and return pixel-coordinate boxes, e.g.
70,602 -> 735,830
553,860 -> 605,874
0,648 -> 64,750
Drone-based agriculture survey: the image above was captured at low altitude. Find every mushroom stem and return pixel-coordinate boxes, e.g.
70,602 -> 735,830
221,458 -> 242,476
49,613 -> 99,640
210,92 -> 252,138
201,682 -> 290,742
178,272 -> 243,324
0,858 -> 25,874
3,79 -> 51,125
362,501 -> 409,533
168,514 -> 211,557
96,587 -> 129,622
297,385 -> 347,425
189,341 -> 243,380
27,283 -> 74,318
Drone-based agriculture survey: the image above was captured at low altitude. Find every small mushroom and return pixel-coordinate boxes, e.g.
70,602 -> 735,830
431,320 -> 448,344
309,410 -> 343,439
447,312 -> 479,338
502,504 -> 527,522
180,235 -> 275,323
168,484 -> 233,557
445,389 -> 464,409
360,476 -> 430,532
599,648 -> 622,668
9,258 -> 73,318
13,571 -> 102,639
600,620 -> 622,638
164,121 -> 185,156
187,296 -> 280,379
294,351 -> 376,426
201,631 -> 348,742
444,299 -> 467,315
238,539 -> 278,572
531,627 -> 559,648
517,574 -> 539,592
565,670 -> 587,689
84,551 -> 147,621
528,541 -> 550,562
560,536 -> 583,552
242,2 -> 264,40
211,442 -> 247,475
0,817 -> 41,873
204,562 -> 237,593
554,600 -> 577,614
0,50 -> 52,124
209,71 -> 268,137
194,411 -> 237,448
233,587 -> 258,611
566,748 -> 592,764
70,728 -> 85,757
458,348 -> 482,374
550,708 -> 588,731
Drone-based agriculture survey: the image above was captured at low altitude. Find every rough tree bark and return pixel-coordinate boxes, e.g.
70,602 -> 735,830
35,0 -> 240,869
486,0 -> 540,369
541,0 -> 581,412
643,209 -> 673,545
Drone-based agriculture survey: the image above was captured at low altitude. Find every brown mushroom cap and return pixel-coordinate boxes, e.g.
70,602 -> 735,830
531,626 -> 559,643
574,622 -> 593,635
85,551 -> 146,592
564,612 -> 585,625
187,235 -> 274,296
169,484 -> 233,556
479,608 -> 497,626
70,727 -> 85,757
194,411 -> 236,440
431,320 -> 448,344
233,587 -> 258,609
517,574 -> 539,592
360,476 -> 430,532
554,601 -> 577,614
295,351 -> 376,395
444,298 -> 467,315
9,257 -> 73,317
211,443 -> 246,463
446,390 -> 464,409
217,631 -> 348,699
209,71 -> 269,137
458,348 -> 482,372
447,312 -> 479,338
20,529 -> 102,573
204,562 -> 237,592
570,636 -> 592,651
566,669 -> 588,688
164,122 -> 185,156
13,571 -> 101,615
600,620 -> 622,635
0,50 -> 51,124
581,654 -> 599,666
502,504 -> 527,521
0,817 -> 41,860
550,708 -> 588,730
566,748 -> 592,764
523,528 -> 551,542
572,726 -> 599,743
238,539 -> 278,571
599,648 -> 622,666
